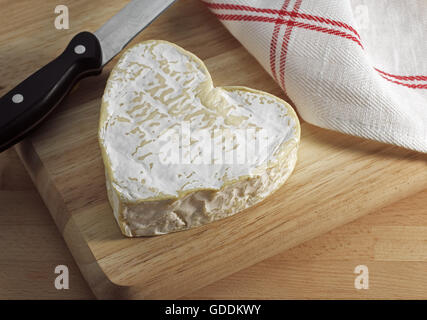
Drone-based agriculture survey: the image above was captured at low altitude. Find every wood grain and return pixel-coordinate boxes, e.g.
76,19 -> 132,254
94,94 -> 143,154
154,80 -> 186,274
0,150 -> 93,299
1,0 -> 426,299
188,190 -> 427,299
1,148 -> 427,299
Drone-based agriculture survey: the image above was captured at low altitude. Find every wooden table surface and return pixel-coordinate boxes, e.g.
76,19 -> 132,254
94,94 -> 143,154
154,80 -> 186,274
1,148 -> 426,299
1,0 -> 426,299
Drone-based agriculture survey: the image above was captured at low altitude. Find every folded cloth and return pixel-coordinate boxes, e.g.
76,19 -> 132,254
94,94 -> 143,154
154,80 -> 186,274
203,0 -> 427,153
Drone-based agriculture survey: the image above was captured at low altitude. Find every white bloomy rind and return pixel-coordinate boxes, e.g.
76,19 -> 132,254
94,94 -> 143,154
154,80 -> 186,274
99,40 -> 300,236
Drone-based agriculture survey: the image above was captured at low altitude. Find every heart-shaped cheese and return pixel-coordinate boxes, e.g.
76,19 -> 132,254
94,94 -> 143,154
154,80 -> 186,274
99,40 -> 300,237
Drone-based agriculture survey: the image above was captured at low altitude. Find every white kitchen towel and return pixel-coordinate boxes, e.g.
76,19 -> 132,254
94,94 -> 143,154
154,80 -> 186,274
203,0 -> 427,153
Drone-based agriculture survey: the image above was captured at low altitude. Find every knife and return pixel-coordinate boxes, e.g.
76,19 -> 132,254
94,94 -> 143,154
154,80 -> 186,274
0,0 -> 176,152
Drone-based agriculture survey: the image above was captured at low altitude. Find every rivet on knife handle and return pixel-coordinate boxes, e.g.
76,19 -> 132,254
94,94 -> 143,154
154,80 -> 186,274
0,31 -> 102,152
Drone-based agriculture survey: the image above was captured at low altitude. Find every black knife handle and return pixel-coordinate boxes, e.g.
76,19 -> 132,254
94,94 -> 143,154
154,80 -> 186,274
0,31 -> 102,152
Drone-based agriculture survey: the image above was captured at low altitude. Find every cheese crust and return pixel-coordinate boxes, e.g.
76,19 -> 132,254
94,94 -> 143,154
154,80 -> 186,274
99,40 -> 300,236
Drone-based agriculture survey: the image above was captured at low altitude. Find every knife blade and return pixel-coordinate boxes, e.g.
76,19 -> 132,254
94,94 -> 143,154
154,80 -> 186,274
0,0 -> 176,152
95,0 -> 176,66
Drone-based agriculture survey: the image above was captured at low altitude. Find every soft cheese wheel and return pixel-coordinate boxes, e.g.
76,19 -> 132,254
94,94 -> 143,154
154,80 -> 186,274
99,40 -> 300,236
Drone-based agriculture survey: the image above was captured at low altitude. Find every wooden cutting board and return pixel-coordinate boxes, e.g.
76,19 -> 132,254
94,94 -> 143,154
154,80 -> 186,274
2,0 -> 425,299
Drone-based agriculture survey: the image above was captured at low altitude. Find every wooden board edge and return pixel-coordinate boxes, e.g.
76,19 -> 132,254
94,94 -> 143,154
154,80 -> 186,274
14,140 -> 131,299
